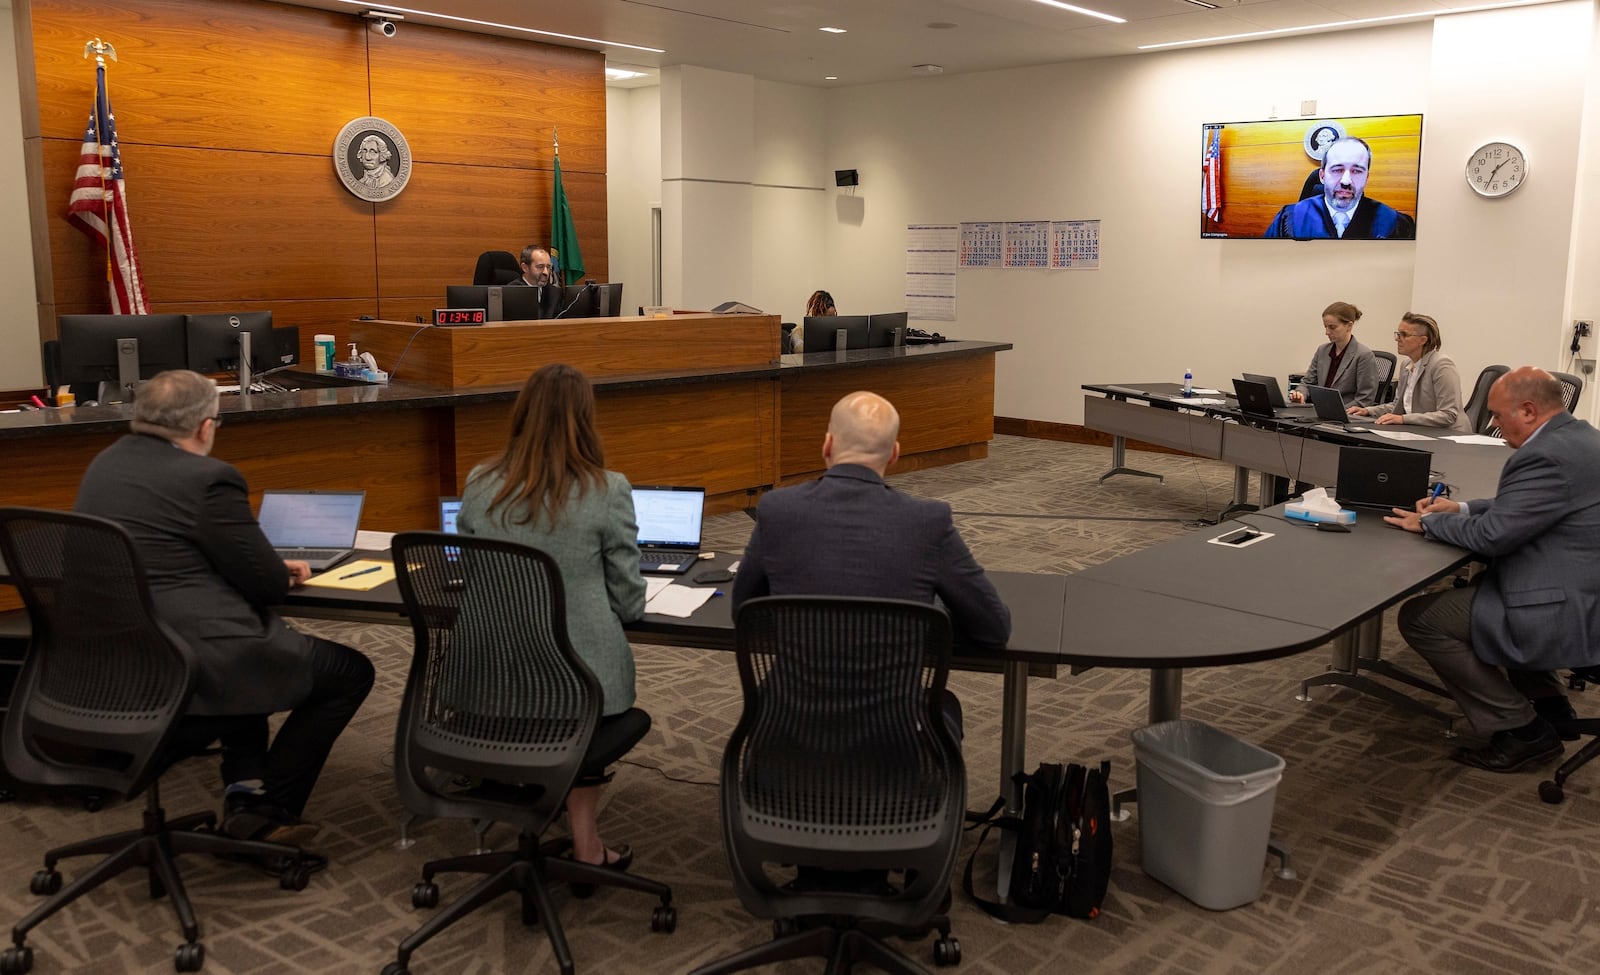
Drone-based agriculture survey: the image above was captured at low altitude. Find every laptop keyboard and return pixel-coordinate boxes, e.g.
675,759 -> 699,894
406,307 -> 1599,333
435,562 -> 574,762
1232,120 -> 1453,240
278,548 -> 345,561
640,551 -> 693,566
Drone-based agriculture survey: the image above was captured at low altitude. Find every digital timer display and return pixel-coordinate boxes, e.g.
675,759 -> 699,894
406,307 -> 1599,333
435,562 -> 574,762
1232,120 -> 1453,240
434,308 -> 487,326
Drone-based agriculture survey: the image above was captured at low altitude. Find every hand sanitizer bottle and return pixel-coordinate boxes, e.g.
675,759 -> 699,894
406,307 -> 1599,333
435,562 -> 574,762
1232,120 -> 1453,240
1183,368 -> 1194,397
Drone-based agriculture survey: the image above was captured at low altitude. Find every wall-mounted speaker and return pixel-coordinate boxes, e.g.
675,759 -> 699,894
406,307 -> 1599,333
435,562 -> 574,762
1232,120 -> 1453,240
835,169 -> 859,187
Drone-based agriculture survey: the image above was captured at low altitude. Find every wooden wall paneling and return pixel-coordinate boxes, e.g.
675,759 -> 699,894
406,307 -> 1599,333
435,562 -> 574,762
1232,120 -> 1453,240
373,162 -> 546,297
41,140 -> 380,307
779,356 -> 996,478
217,407 -> 442,531
366,22 -> 605,172
27,0 -> 369,151
374,166 -> 607,298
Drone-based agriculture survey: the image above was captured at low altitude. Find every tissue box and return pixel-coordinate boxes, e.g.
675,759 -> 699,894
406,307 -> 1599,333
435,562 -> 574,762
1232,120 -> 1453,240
1284,502 -> 1356,525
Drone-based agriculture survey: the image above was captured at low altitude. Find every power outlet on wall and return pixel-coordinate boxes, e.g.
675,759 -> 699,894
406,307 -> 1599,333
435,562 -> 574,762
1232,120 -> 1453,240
1300,100 -> 1317,116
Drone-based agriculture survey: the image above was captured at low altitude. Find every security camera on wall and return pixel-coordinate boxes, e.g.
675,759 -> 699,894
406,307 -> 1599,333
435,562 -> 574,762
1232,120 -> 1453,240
363,10 -> 403,36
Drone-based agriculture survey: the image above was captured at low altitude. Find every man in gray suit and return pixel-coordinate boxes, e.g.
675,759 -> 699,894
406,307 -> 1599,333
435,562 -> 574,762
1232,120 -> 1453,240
1386,367 -> 1600,771
731,390 -> 1013,724
75,371 -> 374,841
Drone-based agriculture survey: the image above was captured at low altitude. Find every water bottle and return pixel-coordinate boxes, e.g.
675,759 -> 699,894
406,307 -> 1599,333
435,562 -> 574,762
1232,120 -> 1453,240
1183,367 -> 1194,397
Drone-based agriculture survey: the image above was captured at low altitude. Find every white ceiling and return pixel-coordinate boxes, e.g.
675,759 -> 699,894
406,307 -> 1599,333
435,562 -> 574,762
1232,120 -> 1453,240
286,0 -> 1557,87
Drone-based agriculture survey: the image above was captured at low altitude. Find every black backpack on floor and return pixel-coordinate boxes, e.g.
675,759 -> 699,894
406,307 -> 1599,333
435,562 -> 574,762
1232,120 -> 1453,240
962,761 -> 1113,922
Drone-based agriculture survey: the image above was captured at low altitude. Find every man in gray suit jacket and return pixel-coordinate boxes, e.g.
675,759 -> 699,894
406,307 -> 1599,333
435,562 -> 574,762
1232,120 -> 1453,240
75,371 -> 374,841
1386,367 -> 1600,771
731,391 -> 1013,720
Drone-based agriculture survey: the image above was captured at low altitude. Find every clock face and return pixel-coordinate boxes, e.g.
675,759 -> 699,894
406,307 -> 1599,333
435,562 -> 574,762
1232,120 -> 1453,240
1466,142 -> 1527,198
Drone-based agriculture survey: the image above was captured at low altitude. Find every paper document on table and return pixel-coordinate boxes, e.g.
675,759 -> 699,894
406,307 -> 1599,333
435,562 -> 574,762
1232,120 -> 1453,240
645,584 -> 718,618
356,529 -> 395,551
1165,397 -> 1226,406
1444,434 -> 1509,446
302,559 -> 395,591
645,576 -> 673,601
1190,388 -> 1223,396
1371,430 -> 1435,441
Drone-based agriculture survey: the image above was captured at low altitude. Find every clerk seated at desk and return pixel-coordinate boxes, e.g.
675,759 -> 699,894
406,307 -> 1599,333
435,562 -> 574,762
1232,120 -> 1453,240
1386,367 -> 1600,772
1347,312 -> 1470,432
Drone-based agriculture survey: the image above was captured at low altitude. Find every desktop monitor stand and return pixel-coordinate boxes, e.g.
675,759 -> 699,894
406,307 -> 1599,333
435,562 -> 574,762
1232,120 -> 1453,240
111,336 -> 140,404
237,331 -> 254,393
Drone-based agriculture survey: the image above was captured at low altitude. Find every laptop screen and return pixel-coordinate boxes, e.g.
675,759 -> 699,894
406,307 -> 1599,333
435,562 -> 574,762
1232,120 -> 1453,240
440,497 -> 462,533
632,486 -> 705,549
257,490 -> 364,547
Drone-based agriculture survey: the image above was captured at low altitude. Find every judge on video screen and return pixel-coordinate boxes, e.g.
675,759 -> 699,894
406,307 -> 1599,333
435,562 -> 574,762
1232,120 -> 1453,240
1264,137 -> 1416,240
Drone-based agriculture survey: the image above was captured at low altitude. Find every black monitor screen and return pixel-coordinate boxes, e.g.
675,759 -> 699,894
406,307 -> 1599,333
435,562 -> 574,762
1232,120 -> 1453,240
56,314 -> 189,387
185,311 -> 276,374
867,312 -> 909,348
445,284 -> 560,322
803,315 -> 870,352
595,282 -> 624,317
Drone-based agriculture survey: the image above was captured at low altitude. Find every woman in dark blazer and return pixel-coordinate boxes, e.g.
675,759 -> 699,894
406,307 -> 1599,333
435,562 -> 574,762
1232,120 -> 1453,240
458,363 -> 646,875
1288,300 -> 1380,407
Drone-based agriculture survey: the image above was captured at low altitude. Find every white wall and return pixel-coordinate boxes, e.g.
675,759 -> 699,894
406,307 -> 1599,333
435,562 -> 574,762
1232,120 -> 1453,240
606,85 -> 660,309
0,0 -> 42,389
822,25 -> 1434,424
751,80 -> 826,322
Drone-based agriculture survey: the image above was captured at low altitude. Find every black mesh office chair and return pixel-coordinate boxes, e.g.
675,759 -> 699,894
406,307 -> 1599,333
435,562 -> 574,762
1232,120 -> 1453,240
1464,364 -> 1511,436
1373,350 -> 1398,403
1539,666 -> 1600,804
382,532 -> 674,975
472,250 -> 522,286
1551,370 -> 1584,414
0,508 -> 310,975
689,596 -> 965,975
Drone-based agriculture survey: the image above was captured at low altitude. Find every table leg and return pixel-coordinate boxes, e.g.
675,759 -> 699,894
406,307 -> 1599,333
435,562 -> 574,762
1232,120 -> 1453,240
1213,466 -> 1259,522
1297,617 -> 1458,734
1097,433 -> 1165,485
1113,668 -> 1184,821
995,660 -> 1029,899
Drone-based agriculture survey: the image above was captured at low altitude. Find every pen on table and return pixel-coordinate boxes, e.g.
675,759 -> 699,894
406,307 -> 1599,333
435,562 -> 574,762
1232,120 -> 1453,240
1429,482 -> 1445,503
338,565 -> 383,580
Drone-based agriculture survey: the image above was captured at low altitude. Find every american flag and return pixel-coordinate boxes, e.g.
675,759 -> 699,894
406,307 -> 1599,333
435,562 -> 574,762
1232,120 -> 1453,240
66,63 -> 149,314
1201,127 -> 1223,222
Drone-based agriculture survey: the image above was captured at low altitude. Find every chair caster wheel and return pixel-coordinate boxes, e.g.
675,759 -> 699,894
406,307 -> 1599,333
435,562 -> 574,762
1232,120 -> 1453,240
1539,780 -> 1565,804
933,936 -> 961,966
280,862 -> 311,892
0,945 -> 34,974
411,881 -> 439,909
29,869 -> 61,896
174,941 -> 204,972
773,918 -> 800,938
81,793 -> 105,813
651,905 -> 677,933
379,963 -> 409,975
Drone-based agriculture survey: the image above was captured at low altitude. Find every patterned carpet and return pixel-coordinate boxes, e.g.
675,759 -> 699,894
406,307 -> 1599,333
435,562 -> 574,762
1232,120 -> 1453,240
4,435 -> 1599,974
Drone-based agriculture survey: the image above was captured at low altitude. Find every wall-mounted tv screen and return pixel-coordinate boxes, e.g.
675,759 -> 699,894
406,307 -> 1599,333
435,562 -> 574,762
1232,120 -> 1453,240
1201,114 -> 1422,240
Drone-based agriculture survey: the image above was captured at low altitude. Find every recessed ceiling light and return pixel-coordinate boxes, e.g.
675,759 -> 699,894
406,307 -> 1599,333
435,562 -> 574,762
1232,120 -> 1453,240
1178,0 -> 1219,8
819,26 -> 847,34
605,67 -> 648,81
824,75 -> 838,80
1138,0 -> 1548,49
1029,0 -> 1126,25
330,0 -> 665,53
927,22 -> 958,29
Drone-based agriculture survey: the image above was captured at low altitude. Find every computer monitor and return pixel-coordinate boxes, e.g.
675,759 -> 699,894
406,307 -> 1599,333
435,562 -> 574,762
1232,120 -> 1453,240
802,315 -> 870,352
550,281 -> 625,319
185,312 -> 276,384
56,314 -> 189,402
867,312 -> 909,348
444,284 -> 559,322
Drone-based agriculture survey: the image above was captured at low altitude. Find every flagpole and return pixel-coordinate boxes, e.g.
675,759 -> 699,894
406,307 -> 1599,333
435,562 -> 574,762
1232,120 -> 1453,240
83,39 -> 118,293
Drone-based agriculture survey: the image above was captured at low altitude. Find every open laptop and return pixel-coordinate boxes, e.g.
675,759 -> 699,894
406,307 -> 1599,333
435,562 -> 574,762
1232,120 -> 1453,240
439,496 -> 462,533
1232,378 -> 1312,420
1241,373 -> 1297,409
632,486 -> 705,575
1305,383 -> 1377,427
257,490 -> 365,571
1335,445 -> 1433,512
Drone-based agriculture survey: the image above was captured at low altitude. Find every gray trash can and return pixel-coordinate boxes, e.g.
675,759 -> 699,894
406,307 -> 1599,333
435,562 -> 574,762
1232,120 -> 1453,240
1130,719 -> 1285,910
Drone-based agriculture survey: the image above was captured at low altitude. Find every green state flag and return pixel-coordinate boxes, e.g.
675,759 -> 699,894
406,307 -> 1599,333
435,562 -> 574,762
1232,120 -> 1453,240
551,153 -> 585,286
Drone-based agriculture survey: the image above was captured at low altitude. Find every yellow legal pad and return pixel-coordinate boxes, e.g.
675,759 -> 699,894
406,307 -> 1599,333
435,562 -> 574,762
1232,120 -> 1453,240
302,559 -> 396,591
